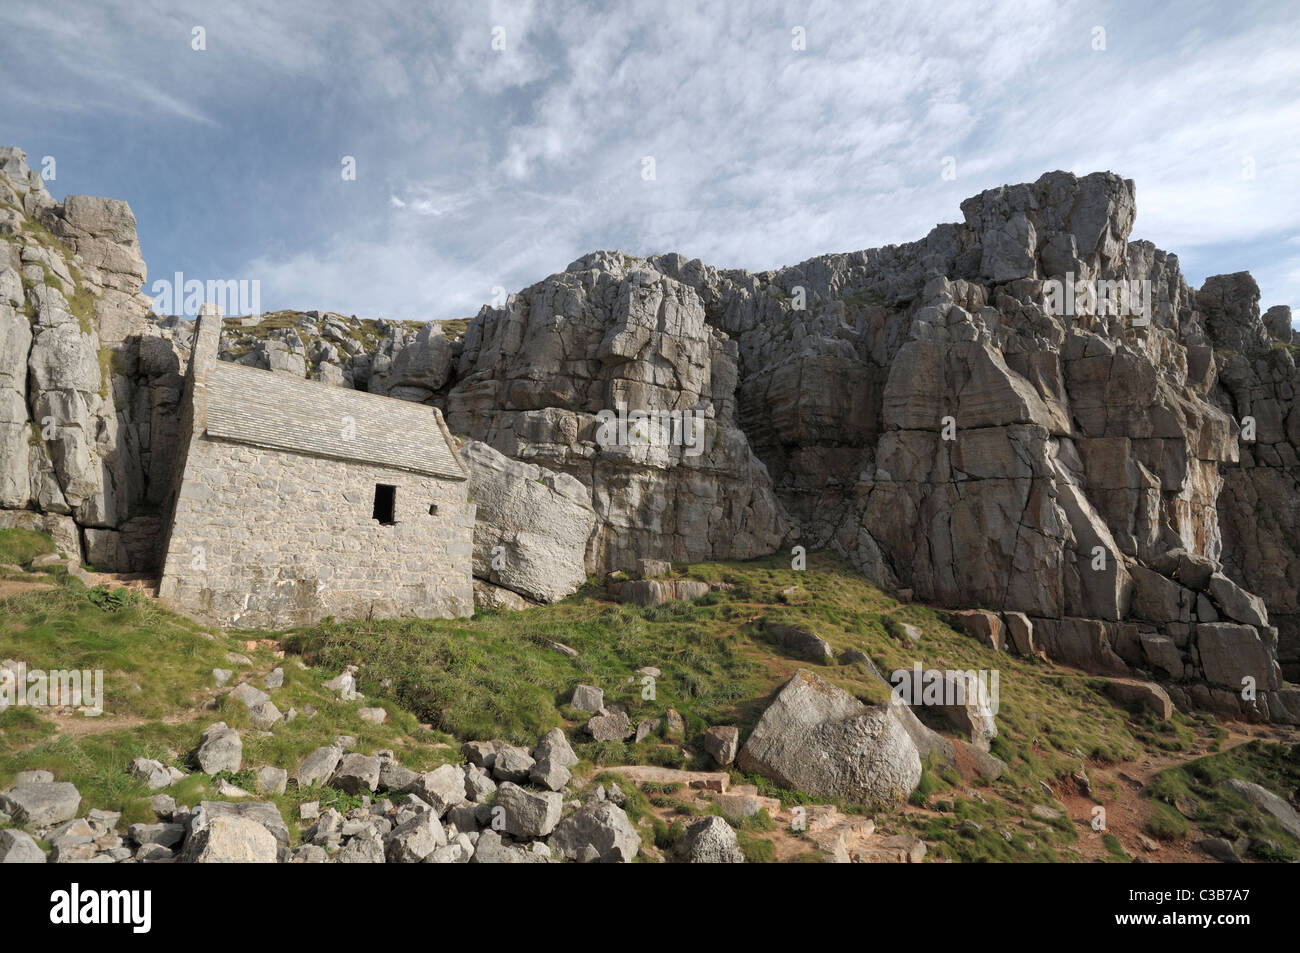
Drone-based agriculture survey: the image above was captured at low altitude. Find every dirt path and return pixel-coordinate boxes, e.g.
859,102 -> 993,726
0,578 -> 55,598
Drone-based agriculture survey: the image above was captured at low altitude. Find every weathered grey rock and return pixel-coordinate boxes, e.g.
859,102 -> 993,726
463,440 -> 596,603
586,707 -> 633,741
550,800 -> 640,862
1207,573 -> 1269,627
1222,779 -> 1300,842
294,746 -> 342,788
1105,679 -> 1173,720
1198,837 -> 1240,864
182,815 -> 278,863
129,822 -> 186,849
462,765 -> 497,802
736,669 -> 922,805
570,684 -> 604,713
264,667 -> 284,689
495,782 -> 563,838
636,558 -> 673,579
0,781 -> 81,826
229,681 -> 271,710
472,579 -> 536,611
533,727 -> 579,768
323,671 -> 359,701
1002,612 -> 1036,656
248,700 -> 282,729
411,763 -> 468,815
194,722 -> 242,774
701,725 -> 740,766
491,745 -> 535,783
130,757 -> 174,791
385,810 -> 448,863
528,756 -> 571,792
469,829 -> 551,863
255,766 -> 288,796
765,623 -> 834,662
1129,567 -> 1184,623
336,828 -> 386,864
1197,623 -> 1280,691
616,579 -> 711,606
378,760 -> 419,794
462,740 -> 497,770
927,670 -> 999,750
331,753 -> 380,795
1139,632 -> 1183,679
0,829 -> 45,864
196,801 -> 290,850
681,815 -> 744,863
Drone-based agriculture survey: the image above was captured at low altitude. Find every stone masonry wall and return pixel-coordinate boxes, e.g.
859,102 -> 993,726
157,439 -> 474,628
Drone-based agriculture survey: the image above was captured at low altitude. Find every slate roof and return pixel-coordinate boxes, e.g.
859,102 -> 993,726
204,361 -> 467,480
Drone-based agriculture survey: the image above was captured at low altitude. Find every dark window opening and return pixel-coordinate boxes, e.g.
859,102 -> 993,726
372,484 -> 396,525
428,503 -> 439,516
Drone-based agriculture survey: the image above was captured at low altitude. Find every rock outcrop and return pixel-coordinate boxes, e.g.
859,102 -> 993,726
5,145 -> 1298,722
736,669 -> 923,805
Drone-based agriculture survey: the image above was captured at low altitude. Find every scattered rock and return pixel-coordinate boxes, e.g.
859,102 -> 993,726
587,707 -> 633,741
294,746 -> 342,788
701,725 -> 740,766
681,815 -> 744,863
0,781 -> 81,826
182,815 -> 278,863
0,829 -> 45,863
549,800 -> 640,862
736,669 -> 921,805
570,684 -> 604,713
194,722 -> 242,774
331,753 -> 381,795
495,782 -> 562,838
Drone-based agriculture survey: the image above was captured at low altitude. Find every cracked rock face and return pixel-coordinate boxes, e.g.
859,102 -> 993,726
4,146 -> 1299,706
0,147 -> 161,569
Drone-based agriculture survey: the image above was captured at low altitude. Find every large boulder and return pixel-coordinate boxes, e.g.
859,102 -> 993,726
681,815 -> 744,863
0,781 -> 81,826
294,746 -> 342,788
194,722 -> 242,775
736,669 -> 922,805
1222,779 -> 1300,842
181,815 -> 278,863
1197,623 -> 1281,691
494,782 -> 562,838
462,440 -> 597,603
0,829 -> 46,863
549,800 -> 640,862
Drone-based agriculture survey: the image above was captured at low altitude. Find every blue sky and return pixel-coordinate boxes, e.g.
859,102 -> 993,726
2,0 -> 1297,322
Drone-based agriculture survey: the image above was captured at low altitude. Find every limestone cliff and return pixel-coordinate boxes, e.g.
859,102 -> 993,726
2,146 -> 1297,720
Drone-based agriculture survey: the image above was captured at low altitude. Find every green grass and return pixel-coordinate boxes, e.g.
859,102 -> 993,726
0,548 -> 1282,862
1144,741 -> 1300,858
283,590 -> 767,745
0,528 -> 55,565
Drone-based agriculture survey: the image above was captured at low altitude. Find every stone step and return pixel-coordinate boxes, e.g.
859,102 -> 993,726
597,765 -> 730,793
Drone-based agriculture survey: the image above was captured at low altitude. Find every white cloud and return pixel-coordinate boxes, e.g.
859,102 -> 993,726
6,0 -> 1299,318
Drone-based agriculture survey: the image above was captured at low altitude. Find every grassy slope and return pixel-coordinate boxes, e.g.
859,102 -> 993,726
1,534 -> 1294,861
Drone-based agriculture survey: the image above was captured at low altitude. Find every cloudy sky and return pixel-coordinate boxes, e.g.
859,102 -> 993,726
2,0 -> 1297,321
